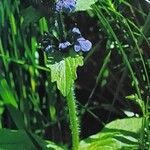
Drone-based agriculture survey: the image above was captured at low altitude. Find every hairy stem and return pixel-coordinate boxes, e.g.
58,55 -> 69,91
66,87 -> 80,150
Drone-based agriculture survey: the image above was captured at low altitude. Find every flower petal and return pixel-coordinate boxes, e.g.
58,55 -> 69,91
45,45 -> 53,52
77,37 -> 92,52
74,44 -> 81,52
55,0 -> 76,13
59,41 -> 71,49
59,41 -> 71,50
72,27 -> 81,35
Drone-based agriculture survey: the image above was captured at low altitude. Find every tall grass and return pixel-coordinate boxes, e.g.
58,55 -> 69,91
0,0 -> 150,149
90,0 -> 150,148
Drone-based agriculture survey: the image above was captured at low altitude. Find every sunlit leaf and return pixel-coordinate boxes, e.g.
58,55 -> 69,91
76,0 -> 97,11
79,117 -> 142,150
47,53 -> 83,96
0,76 -> 18,108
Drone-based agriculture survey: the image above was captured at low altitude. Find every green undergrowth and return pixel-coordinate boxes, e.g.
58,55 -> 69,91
0,0 -> 150,149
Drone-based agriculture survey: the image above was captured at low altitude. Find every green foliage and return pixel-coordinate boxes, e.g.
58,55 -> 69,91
125,94 -> 145,109
4,105 -> 65,150
0,0 -> 150,149
21,6 -> 43,29
76,0 -> 97,11
0,129 -> 36,150
0,129 -> 64,150
91,0 -> 150,115
0,76 -> 18,108
46,52 -> 83,149
20,0 -> 55,30
47,53 -> 83,96
7,105 -> 26,129
79,117 -> 142,150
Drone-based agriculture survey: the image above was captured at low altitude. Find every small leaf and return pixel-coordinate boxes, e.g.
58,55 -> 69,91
9,13 -> 17,35
125,94 -> 144,109
0,76 -> 18,108
76,0 -> 97,11
47,53 -> 83,96
79,117 -> 142,150
46,140 -> 65,150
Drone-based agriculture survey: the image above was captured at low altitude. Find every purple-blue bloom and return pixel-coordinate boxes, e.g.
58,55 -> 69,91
74,37 -> 92,52
72,27 -> 81,35
45,45 -> 53,52
55,0 -> 76,13
59,41 -> 71,50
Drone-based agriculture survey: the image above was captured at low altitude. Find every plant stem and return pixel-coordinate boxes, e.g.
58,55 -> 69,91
57,12 -> 66,41
66,87 -> 80,150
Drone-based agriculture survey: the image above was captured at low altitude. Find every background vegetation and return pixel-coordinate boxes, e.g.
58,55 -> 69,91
0,0 -> 150,149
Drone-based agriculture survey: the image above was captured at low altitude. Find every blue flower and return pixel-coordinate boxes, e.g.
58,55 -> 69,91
74,37 -> 92,52
55,0 -> 76,13
59,41 -> 71,50
72,27 -> 81,35
45,45 -> 53,52
72,27 -> 92,52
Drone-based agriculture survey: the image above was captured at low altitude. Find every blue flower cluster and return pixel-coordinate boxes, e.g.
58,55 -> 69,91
55,0 -> 76,13
56,27 -> 92,52
40,27 -> 92,53
40,1 -> 92,54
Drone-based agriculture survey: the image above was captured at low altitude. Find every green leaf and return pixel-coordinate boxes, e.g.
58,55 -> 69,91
21,6 -> 42,29
76,0 -> 97,11
30,132 -> 65,150
125,94 -> 145,109
0,129 -> 64,150
0,129 -> 36,150
6,105 -> 25,130
0,100 -> 4,116
46,140 -> 65,150
47,53 -> 83,96
0,76 -> 18,108
79,117 -> 142,150
5,105 -> 64,149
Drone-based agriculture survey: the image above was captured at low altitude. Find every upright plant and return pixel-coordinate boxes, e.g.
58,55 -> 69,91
1,0 -> 149,150
39,0 -> 93,149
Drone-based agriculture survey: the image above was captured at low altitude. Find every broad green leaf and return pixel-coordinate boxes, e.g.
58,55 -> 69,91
0,129 -> 64,150
76,0 -> 97,11
79,117 -> 143,150
0,76 -> 18,108
47,53 -> 83,96
0,129 -> 36,150
5,105 -> 51,149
